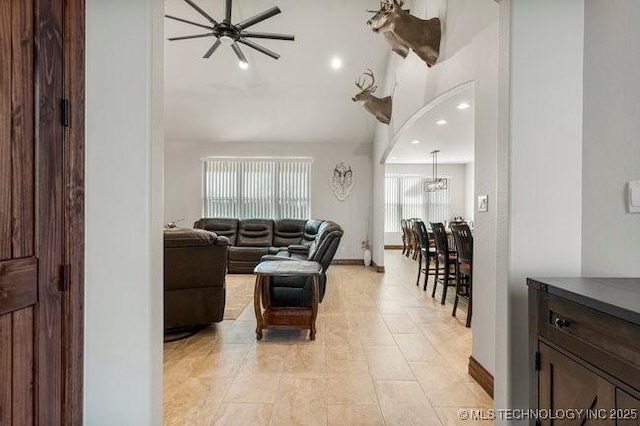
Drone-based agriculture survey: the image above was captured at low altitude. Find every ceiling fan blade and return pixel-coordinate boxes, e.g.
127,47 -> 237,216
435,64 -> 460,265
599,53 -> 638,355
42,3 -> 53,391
240,31 -> 294,41
203,39 -> 222,58
225,0 -> 232,23
182,0 -> 218,25
238,38 -> 280,60
235,6 -> 281,31
165,14 -> 214,31
231,42 -> 248,64
168,32 -> 215,41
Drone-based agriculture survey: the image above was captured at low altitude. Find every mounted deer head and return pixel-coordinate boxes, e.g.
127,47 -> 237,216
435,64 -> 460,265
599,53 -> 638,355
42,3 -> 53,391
367,0 -> 441,67
367,1 -> 410,58
352,69 -> 392,125
367,0 -> 404,33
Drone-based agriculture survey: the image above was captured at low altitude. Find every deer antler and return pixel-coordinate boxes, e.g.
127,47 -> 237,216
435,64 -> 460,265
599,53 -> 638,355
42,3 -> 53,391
367,1 -> 391,13
355,68 -> 376,92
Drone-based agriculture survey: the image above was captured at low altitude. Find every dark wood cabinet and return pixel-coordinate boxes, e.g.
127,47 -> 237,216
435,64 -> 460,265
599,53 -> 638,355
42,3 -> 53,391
529,278 -> 640,426
617,390 -> 640,426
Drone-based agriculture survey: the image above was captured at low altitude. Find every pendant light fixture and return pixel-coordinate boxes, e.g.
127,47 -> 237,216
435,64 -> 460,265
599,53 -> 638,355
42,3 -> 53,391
424,150 -> 448,192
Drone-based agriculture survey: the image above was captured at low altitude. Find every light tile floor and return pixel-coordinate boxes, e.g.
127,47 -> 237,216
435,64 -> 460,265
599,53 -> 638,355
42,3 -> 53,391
164,250 -> 492,425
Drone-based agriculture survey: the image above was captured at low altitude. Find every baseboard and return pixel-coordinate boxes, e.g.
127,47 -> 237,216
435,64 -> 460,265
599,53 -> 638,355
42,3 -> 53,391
331,259 -> 385,272
371,261 -> 385,273
384,245 -> 404,250
332,259 -> 364,266
468,356 -> 494,398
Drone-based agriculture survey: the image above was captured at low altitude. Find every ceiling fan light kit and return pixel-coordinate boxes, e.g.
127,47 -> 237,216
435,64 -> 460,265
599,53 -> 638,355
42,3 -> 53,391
166,0 -> 295,68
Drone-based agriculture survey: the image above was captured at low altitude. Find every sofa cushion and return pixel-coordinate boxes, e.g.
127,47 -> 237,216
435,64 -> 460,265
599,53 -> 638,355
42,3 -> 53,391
228,246 -> 269,261
194,218 -> 239,245
236,219 -> 274,247
302,219 -> 324,246
308,221 -> 344,262
273,219 -> 305,247
228,246 -> 270,274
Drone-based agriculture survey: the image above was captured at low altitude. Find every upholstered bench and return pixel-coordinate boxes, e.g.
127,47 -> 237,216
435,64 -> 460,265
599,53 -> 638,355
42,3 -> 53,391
253,260 -> 323,340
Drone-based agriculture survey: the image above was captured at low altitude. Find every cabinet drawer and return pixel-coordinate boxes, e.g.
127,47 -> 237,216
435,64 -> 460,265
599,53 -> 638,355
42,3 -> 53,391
616,389 -> 640,426
540,294 -> 640,390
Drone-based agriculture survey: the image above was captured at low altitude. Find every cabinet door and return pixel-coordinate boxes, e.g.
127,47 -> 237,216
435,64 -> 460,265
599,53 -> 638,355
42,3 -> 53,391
539,343 -> 616,425
616,389 -> 640,426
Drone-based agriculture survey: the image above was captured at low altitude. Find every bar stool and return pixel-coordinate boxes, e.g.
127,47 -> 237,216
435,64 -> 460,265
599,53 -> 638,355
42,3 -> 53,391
414,220 -> 437,291
430,222 -> 457,305
451,223 -> 473,327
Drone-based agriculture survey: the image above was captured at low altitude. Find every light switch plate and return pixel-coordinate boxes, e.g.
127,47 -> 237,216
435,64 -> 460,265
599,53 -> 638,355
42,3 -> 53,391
629,181 -> 640,213
477,195 -> 488,212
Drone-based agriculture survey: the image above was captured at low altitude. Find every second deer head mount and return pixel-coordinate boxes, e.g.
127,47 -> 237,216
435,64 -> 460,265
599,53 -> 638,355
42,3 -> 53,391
352,69 -> 392,125
367,0 -> 441,68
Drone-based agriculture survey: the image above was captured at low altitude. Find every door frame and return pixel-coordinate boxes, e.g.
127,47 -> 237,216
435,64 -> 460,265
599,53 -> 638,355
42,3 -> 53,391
61,0 -> 85,422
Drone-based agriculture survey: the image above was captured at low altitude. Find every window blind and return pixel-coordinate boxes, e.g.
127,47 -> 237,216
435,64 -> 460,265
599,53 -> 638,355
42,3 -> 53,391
202,157 -> 311,220
384,175 -> 451,232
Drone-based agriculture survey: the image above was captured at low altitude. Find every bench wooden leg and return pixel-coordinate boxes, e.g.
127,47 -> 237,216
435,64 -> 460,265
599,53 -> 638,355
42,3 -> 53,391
254,274 -> 264,340
309,275 -> 319,341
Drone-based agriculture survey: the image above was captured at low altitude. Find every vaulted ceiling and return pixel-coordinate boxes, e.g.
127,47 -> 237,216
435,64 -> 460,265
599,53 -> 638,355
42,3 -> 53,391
164,0 -> 391,144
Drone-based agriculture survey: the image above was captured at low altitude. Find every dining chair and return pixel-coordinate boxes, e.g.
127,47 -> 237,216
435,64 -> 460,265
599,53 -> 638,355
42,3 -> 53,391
410,218 -> 421,260
451,223 -> 473,327
400,218 -> 408,255
414,219 -> 436,291
402,219 -> 414,258
430,222 -> 457,305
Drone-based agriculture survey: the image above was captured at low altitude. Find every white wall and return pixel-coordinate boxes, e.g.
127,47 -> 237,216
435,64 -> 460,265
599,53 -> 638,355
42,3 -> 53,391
465,162 -> 475,221
164,141 -> 373,260
581,0 -> 640,276
371,55 -> 399,268
85,0 -> 164,424
501,0 -> 584,415
371,0 -> 499,378
383,163 -> 471,246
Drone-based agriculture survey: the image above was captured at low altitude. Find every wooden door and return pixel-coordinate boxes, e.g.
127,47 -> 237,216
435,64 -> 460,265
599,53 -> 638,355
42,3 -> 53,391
0,0 -> 84,424
539,343 -> 616,425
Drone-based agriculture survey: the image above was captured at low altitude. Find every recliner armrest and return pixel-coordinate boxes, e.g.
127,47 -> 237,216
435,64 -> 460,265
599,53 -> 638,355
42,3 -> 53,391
260,254 -> 297,262
215,236 -> 231,246
287,244 -> 309,254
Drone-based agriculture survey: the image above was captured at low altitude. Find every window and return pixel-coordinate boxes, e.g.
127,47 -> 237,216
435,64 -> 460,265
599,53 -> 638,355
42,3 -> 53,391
202,157 -> 312,219
384,175 -> 451,232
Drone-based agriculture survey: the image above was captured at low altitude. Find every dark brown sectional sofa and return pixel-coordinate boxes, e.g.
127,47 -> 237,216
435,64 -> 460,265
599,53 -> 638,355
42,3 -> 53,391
194,218 -> 344,307
194,218 -> 333,273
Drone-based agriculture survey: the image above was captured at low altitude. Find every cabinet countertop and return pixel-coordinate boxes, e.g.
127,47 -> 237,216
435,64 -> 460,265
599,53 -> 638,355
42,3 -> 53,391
527,277 -> 640,325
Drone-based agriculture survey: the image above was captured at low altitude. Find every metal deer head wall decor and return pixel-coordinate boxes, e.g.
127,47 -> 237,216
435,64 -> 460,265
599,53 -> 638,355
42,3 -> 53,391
367,0 -> 441,67
330,162 -> 355,201
352,69 -> 392,125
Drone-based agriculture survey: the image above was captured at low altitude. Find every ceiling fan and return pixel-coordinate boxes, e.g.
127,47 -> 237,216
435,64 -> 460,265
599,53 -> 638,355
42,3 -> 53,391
166,0 -> 295,69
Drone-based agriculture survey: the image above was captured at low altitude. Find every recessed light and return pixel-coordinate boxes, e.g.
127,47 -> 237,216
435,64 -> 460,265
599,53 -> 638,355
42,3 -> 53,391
238,61 -> 249,70
391,156 -> 398,160
457,102 -> 471,110
436,119 -> 447,125
411,140 -> 420,144
330,57 -> 342,70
